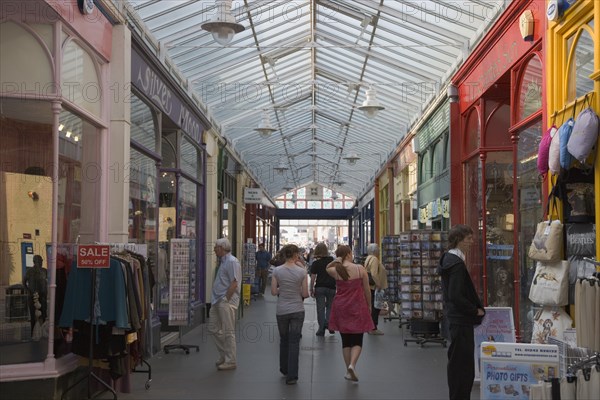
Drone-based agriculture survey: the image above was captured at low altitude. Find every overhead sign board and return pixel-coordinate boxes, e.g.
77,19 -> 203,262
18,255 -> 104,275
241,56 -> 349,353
243,188 -> 263,204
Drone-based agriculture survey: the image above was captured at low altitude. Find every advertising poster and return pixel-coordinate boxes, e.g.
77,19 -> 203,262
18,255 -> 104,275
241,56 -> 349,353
475,307 -> 516,381
480,342 -> 559,400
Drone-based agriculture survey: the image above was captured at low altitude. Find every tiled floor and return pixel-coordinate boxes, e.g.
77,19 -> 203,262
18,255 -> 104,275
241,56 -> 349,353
121,293 -> 481,400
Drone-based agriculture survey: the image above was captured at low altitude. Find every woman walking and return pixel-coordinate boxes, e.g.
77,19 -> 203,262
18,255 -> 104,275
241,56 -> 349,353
326,245 -> 374,382
364,243 -> 388,335
271,244 -> 309,385
310,242 -> 336,336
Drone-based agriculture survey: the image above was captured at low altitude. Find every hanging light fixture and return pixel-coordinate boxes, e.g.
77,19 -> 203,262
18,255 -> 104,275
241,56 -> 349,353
254,111 -> 277,138
331,191 -> 339,200
343,149 -> 360,165
358,87 -> 385,119
291,193 -> 297,203
201,0 -> 245,46
273,158 -> 289,175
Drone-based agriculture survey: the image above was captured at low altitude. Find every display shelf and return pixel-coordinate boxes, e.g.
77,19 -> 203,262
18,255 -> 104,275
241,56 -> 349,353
399,230 -> 447,347
382,235 -> 401,323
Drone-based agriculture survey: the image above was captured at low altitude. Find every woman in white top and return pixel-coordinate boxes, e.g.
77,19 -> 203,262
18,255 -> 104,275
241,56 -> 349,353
271,244 -> 309,385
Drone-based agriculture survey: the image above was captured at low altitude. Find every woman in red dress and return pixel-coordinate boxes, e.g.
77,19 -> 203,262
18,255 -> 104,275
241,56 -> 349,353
326,245 -> 374,382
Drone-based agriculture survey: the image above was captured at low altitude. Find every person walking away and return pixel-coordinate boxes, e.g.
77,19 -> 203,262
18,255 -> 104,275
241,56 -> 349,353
310,242 -> 335,336
271,244 -> 309,385
438,225 -> 485,400
326,245 -> 374,382
255,243 -> 271,296
209,238 -> 242,370
364,243 -> 388,335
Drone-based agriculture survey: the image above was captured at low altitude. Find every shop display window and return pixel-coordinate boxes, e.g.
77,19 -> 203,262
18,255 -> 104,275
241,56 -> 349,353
0,100 -> 100,363
516,121 -> 543,343
131,93 -> 158,152
179,177 -> 197,240
62,40 -> 101,119
463,156 -> 483,295
518,55 -> 543,121
484,151 -> 514,308
566,23 -> 595,102
464,109 -> 480,155
181,137 -> 201,182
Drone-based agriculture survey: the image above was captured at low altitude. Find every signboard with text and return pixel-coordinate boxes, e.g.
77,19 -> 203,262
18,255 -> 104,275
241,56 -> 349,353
475,307 -> 516,381
480,342 -> 559,400
77,245 -> 110,269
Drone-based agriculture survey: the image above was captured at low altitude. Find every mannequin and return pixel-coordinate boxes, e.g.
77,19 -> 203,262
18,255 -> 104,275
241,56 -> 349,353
23,255 -> 48,334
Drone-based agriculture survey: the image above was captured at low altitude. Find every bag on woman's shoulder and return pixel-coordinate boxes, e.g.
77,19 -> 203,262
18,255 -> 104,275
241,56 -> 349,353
367,272 -> 376,286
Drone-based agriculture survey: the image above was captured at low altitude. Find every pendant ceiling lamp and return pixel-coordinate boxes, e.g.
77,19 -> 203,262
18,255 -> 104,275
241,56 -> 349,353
343,149 -> 360,165
273,158 -> 289,175
255,112 -> 277,138
201,0 -> 244,46
358,87 -> 385,119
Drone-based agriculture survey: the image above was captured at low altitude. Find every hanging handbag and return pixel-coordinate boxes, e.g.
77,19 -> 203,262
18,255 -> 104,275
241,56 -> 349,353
528,196 -> 563,262
531,307 -> 572,344
528,260 -> 569,306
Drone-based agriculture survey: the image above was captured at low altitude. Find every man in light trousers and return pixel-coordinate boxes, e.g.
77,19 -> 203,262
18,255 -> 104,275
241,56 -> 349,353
209,238 -> 241,370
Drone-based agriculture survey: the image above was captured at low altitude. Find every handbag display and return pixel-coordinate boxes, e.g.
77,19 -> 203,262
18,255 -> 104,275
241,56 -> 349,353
531,307 -> 572,344
528,196 -> 563,262
528,260 -> 569,306
528,219 -> 563,262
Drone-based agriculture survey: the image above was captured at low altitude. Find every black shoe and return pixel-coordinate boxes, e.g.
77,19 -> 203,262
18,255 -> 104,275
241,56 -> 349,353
286,378 -> 298,385
328,329 -> 335,334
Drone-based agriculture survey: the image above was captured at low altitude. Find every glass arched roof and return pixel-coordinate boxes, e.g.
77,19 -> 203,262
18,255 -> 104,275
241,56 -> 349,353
119,0 -> 506,201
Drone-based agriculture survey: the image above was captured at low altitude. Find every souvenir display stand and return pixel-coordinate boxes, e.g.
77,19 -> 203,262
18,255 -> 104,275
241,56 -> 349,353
163,239 -> 199,355
381,235 -> 401,324
399,231 -> 447,347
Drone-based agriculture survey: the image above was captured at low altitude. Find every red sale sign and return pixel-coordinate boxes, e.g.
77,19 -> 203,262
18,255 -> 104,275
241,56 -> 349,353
77,245 -> 110,269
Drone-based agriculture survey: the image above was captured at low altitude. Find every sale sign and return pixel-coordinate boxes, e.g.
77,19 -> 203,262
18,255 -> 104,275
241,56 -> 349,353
77,245 -> 110,268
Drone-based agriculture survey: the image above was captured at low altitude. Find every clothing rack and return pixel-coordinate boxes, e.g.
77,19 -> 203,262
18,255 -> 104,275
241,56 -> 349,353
567,353 -> 599,375
61,266 -> 117,400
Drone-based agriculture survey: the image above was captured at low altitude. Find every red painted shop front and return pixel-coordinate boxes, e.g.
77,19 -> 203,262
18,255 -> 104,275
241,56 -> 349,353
449,0 -> 546,342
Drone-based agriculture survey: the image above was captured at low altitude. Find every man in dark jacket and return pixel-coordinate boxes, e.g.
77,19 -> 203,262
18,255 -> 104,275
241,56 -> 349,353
438,224 -> 485,400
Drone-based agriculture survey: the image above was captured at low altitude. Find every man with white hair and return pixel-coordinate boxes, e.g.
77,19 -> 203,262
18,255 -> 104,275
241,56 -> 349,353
210,238 -> 242,370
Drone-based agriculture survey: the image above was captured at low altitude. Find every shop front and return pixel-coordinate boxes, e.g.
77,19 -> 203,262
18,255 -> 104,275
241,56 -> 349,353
392,135 -> 417,234
130,44 -> 209,351
449,0 -> 545,341
546,0 -> 599,350
0,0 -> 112,386
354,191 -> 375,257
416,100 -> 450,232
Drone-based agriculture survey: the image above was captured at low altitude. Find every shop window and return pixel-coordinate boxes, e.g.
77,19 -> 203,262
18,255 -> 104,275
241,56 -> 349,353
463,156 -> 483,294
179,177 -> 197,239
484,151 -> 514,309
129,148 -> 158,242
0,21 -> 54,93
518,55 -> 543,121
161,133 -> 177,168
431,141 -> 442,177
484,103 -> 511,148
181,136 -> 200,181
62,40 -> 101,118
516,121 -> 543,342
464,109 -> 480,155
443,134 -> 450,170
566,24 -> 595,101
420,151 -> 430,183
131,93 -> 158,152
0,100 -> 100,361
